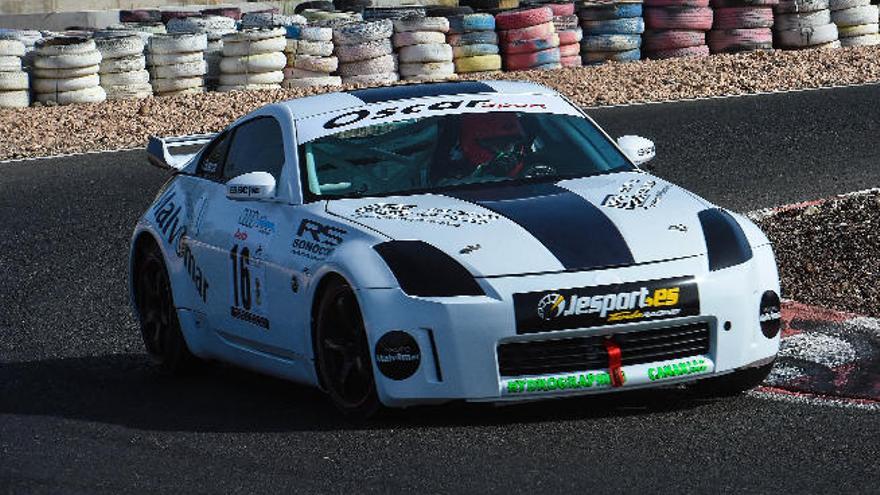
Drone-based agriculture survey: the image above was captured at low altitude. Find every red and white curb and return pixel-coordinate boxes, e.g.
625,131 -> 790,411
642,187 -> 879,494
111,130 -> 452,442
747,187 -> 880,221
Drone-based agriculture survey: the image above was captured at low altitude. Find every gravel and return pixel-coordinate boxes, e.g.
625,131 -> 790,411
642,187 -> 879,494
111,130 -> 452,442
754,190 -> 880,317
4,47 -> 880,160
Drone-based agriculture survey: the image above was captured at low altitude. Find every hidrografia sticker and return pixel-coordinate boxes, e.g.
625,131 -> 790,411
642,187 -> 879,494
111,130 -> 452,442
375,331 -> 421,380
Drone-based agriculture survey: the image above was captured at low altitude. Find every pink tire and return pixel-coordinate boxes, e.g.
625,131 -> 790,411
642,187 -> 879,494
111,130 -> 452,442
645,0 -> 710,6
504,47 -> 561,70
560,54 -> 582,66
707,28 -> 773,52
559,42 -> 581,56
498,22 -> 555,43
643,29 -> 707,50
645,7 -> 715,30
496,7 -> 553,30
712,7 -> 774,28
558,28 -> 584,44
647,44 -> 710,58
547,3 -> 576,16
502,33 -> 560,53
711,0 -> 779,6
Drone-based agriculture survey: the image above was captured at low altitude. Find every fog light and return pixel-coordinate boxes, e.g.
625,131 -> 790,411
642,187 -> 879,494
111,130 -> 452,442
759,291 -> 782,338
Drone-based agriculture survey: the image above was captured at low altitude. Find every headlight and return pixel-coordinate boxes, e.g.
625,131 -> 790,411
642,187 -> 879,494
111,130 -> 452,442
374,240 -> 484,297
698,208 -> 753,271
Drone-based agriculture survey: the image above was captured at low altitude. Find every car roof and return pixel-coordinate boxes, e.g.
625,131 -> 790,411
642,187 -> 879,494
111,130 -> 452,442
273,80 -> 561,121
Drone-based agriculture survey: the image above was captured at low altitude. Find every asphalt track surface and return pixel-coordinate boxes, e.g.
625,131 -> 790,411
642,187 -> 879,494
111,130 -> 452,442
2,85 -> 880,493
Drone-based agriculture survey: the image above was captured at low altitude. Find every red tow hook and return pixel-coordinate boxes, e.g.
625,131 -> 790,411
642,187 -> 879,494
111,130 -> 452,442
603,337 -> 625,387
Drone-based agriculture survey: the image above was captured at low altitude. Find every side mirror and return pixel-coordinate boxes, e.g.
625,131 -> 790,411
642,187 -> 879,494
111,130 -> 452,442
226,171 -> 276,200
617,135 -> 656,167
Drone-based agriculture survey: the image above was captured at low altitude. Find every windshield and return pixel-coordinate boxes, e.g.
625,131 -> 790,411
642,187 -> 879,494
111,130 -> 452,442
299,112 -> 633,200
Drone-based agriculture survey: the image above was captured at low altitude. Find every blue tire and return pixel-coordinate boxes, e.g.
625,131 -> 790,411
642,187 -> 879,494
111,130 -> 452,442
581,17 -> 645,35
285,25 -> 303,39
583,48 -> 641,63
580,34 -> 642,51
578,4 -> 643,21
448,13 -> 495,33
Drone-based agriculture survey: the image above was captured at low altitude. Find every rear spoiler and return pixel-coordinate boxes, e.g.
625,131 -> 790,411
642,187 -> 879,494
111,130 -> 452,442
146,133 -> 217,171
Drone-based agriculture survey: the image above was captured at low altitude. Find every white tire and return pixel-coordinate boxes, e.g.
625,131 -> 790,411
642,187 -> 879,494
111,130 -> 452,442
217,83 -> 281,92
34,73 -> 100,93
105,82 -> 153,100
301,27 -> 333,41
335,38 -> 393,62
341,72 -> 399,85
776,22 -> 839,46
0,90 -> 29,108
830,0 -> 870,10
157,86 -> 204,97
147,33 -> 207,54
775,0 -> 830,13
222,37 -> 286,56
0,70 -> 28,90
452,43 -> 499,58
398,43 -> 453,63
150,60 -> 207,78
99,54 -> 145,73
0,55 -> 22,72
36,85 -> 106,105
333,20 -> 393,45
219,70 -> 284,85
393,17 -> 450,33
405,73 -> 458,82
392,31 -> 446,48
839,31 -> 880,44
151,76 -> 203,92
284,67 -> 327,78
166,15 -> 236,34
774,10 -> 831,30
240,12 -> 306,28
35,37 -> 95,56
398,61 -> 454,77
146,51 -> 203,66
223,27 -> 287,42
33,64 -> 99,78
0,39 -> 26,57
831,5 -> 879,26
95,35 -> 144,59
813,39 -> 842,47
34,50 -> 102,69
297,40 -> 334,56
337,54 -> 396,76
838,22 -> 879,36
283,76 -> 342,88
100,69 -> 149,86
220,52 -> 286,73
294,55 -> 338,72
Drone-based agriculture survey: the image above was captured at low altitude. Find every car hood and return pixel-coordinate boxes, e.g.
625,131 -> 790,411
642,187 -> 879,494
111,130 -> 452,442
326,172 -> 713,277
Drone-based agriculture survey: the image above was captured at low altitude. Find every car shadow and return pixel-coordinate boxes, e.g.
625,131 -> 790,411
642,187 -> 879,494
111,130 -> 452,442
0,353 -> 715,432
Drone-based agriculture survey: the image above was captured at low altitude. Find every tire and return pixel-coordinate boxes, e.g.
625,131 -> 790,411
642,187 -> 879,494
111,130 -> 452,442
0,71 -> 27,90
0,39 -> 26,57
829,0 -> 870,10
217,83 -> 281,92
393,16 -> 451,33
811,39 -> 842,47
583,48 -> 641,62
35,36 -> 95,56
646,44 -> 711,57
452,43 -> 500,57
774,0 -> 830,13
392,31 -> 446,48
283,75 -> 343,87
294,55 -> 339,72
295,1 -> 334,14
36,85 -> 107,105
105,82 -> 153,100
156,86 -> 204,97
33,64 -> 99,79
446,31 -> 499,46
775,22 -> 839,46
447,14 -> 496,33
713,7 -> 774,29
646,0 -> 710,5
313,278 -> 381,419
166,15 -> 237,35
221,37 -> 286,57
99,54 -> 146,73
0,55 -> 21,72
0,89 -> 29,108
201,7 -> 242,20
120,9 -> 161,23
838,22 -> 879,36
240,13 -> 307,29
502,34 -> 561,54
689,361 -> 774,397
454,54 -> 502,72
161,10 -> 200,24
529,62 -> 563,71
285,39 -> 299,54
220,52 -> 287,73
219,70 -> 284,85
148,33 -> 208,54
581,34 -> 642,50
405,72 -> 459,82
560,54 -> 583,66
425,5 -> 474,17
504,47 -> 561,70
578,4 -> 643,21
284,67 -> 328,78
774,10 -> 831,30
553,14 -> 580,31
558,28 -> 584,44
581,17 -> 646,34
645,7 -> 715,30
643,29 -> 706,50
34,50 -> 102,69
839,31 -> 880,44
831,5 -> 879,27
337,54 -> 397,75
151,76 -> 203,92
150,60 -> 207,78
711,0 -> 782,5
399,61 -> 454,77
558,42 -> 580,56
99,69 -> 149,86
548,3 -> 576,16
341,71 -> 399,84
301,26 -> 334,41
297,40 -> 335,57
496,7 -> 554,30
708,28 -> 773,51
147,51 -> 204,66
333,20 -> 394,45
398,43 -> 453,62
336,38 -> 393,62
498,23 -> 556,43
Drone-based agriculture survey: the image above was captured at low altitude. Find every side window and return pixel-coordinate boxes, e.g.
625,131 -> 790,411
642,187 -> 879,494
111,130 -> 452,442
198,132 -> 230,179
222,117 -> 286,183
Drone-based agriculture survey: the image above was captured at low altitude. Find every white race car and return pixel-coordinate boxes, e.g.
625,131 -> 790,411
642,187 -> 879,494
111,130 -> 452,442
130,81 -> 782,417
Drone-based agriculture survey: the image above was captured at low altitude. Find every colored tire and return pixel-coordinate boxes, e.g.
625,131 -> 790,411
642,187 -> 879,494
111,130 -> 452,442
454,54 -> 502,72
712,7 -> 774,29
504,47 -> 561,70
558,43 -> 581,56
447,31 -> 499,46
645,0 -> 710,6
448,14 -> 496,33
578,4 -> 643,21
582,48 -> 641,62
452,43 -> 500,57
646,44 -> 710,57
581,17 -> 646,34
645,7 -> 714,30
560,54 -> 582,66
548,3 -> 576,16
580,34 -> 642,50
503,34 -> 561,54
643,29 -> 706,50
707,28 -> 773,51
558,28 -> 584,44
496,7 -> 554,30
498,23 -> 556,43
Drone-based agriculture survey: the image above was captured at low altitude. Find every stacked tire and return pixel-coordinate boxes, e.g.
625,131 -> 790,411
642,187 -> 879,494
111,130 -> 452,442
166,15 -> 237,90
498,7 -> 562,71
773,0 -> 839,49
549,3 -> 584,66
831,0 -> 879,46
394,17 -> 455,81
33,37 -> 106,105
219,28 -> 286,92
333,20 -> 398,85
0,37 -> 29,108
446,13 -> 502,74
147,32 -> 207,97
283,26 -> 341,88
708,0 -> 776,53
644,0 -> 713,58
95,33 -> 151,100
579,2 -> 644,64
241,12 -> 308,29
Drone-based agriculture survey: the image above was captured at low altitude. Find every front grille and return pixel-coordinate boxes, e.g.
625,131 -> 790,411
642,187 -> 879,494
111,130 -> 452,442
497,322 -> 710,377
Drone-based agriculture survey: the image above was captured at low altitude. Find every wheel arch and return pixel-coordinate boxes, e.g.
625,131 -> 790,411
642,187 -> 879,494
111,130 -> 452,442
128,229 -> 163,319
308,271 -> 351,390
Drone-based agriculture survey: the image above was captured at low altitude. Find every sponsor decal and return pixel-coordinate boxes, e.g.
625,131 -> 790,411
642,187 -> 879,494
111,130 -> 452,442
759,290 -> 782,338
668,223 -> 688,232
229,243 -> 268,329
506,371 -> 623,394
515,277 -> 700,334
238,208 -> 276,236
601,179 -> 671,210
291,218 -> 347,261
152,190 -> 209,303
375,331 -> 421,380
459,244 -> 481,255
323,99 -> 548,130
647,358 -> 708,382
228,185 -> 265,198
353,203 -> 499,228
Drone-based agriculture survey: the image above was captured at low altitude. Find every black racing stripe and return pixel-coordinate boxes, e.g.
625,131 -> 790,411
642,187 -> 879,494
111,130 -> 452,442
348,82 -> 495,104
446,183 -> 635,271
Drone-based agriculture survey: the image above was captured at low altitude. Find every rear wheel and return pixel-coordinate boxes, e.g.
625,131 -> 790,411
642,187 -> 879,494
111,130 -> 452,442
314,278 -> 381,419
690,360 -> 774,397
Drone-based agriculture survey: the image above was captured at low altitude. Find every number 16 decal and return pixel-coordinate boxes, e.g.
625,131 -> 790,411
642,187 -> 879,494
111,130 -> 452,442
230,244 -> 251,310
229,243 -> 269,329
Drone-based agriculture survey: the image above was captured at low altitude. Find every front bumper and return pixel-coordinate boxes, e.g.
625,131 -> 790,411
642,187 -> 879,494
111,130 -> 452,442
358,245 -> 781,407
